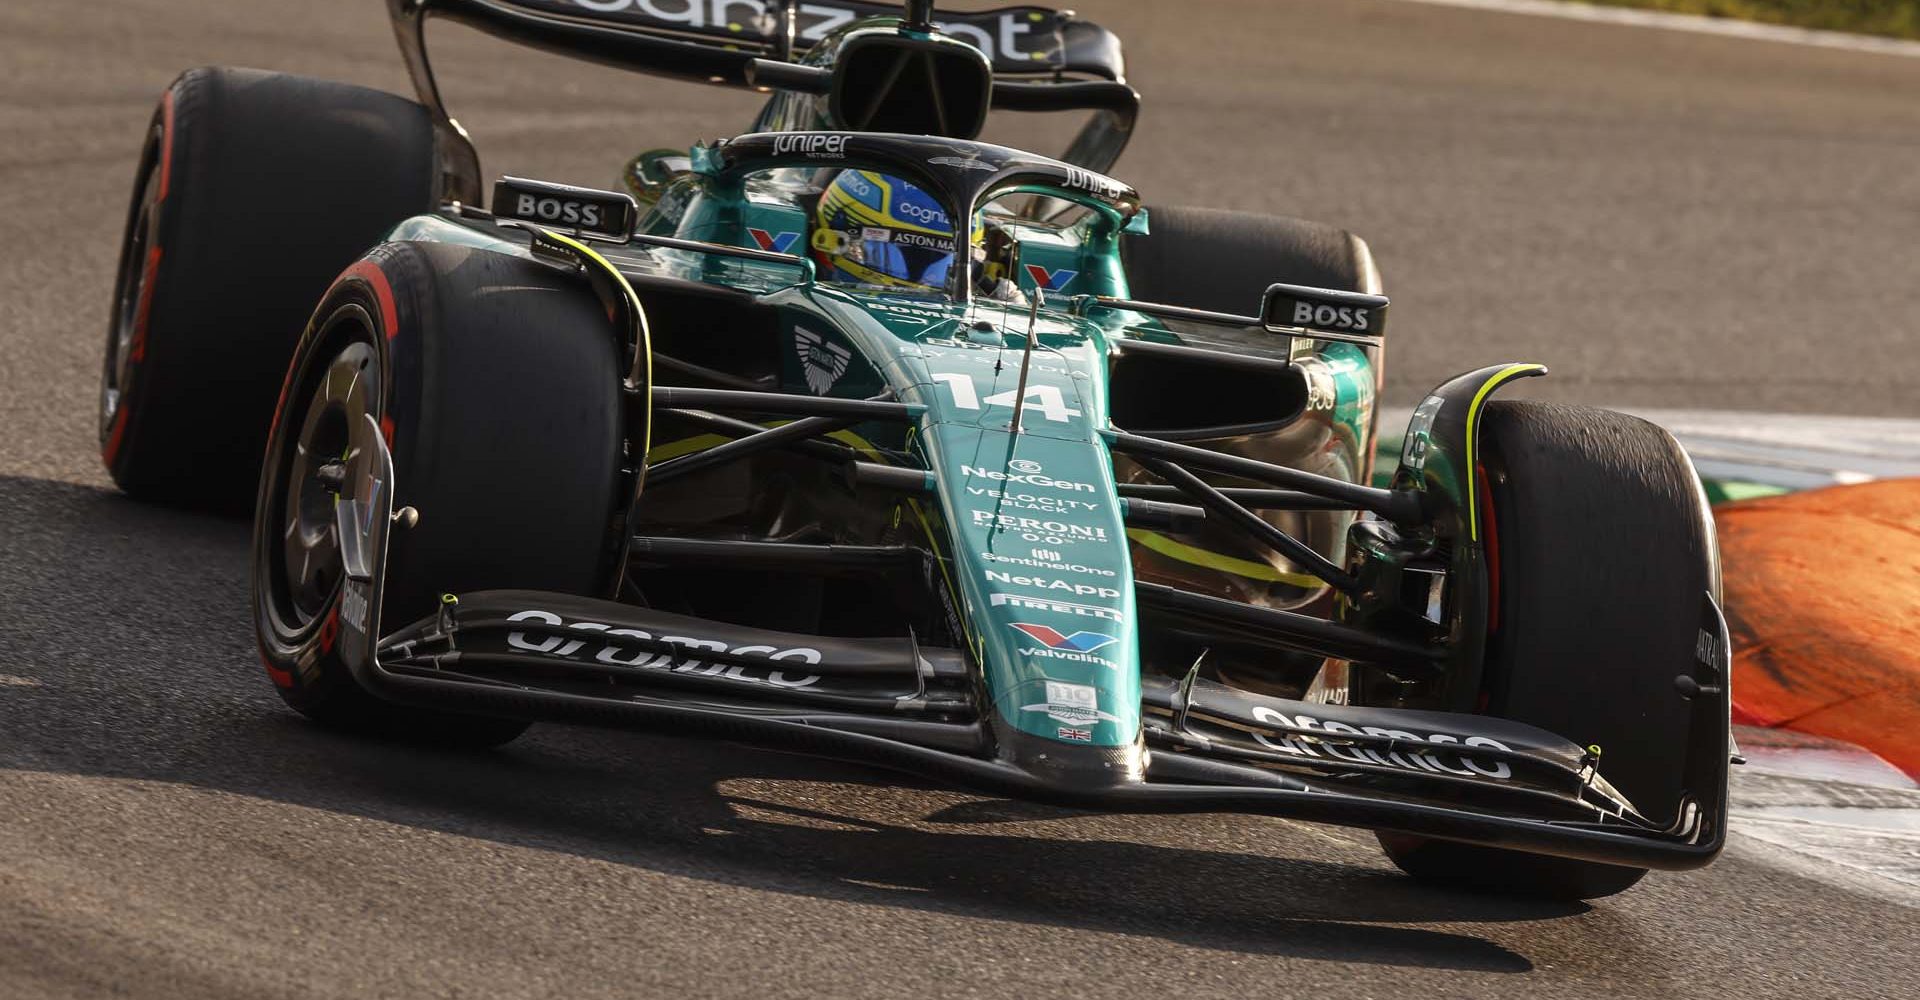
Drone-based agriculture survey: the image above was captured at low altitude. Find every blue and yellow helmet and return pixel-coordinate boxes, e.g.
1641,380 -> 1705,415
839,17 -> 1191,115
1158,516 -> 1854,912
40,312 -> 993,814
813,170 -> 973,292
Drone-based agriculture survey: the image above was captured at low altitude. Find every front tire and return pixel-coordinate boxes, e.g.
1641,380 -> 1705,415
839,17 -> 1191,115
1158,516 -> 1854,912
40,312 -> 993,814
101,67 -> 435,511
251,241 -> 625,746
1378,402 -> 1719,899
1121,205 -> 1383,311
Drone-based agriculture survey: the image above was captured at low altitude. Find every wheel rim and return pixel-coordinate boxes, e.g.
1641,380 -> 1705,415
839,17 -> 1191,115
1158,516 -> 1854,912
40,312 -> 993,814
271,336 -> 381,628
101,134 -> 163,441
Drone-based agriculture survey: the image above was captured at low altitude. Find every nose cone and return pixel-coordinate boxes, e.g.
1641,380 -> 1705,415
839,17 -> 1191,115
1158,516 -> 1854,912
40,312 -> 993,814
892,308 -> 1146,758
992,713 -> 1147,787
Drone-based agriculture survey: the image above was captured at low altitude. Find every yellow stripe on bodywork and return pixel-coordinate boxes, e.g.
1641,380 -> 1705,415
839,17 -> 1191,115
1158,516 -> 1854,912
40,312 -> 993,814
648,433 -> 732,464
648,425 -> 891,466
1125,529 -> 1328,589
535,227 -> 654,467
1463,363 -> 1547,541
908,497 -> 979,662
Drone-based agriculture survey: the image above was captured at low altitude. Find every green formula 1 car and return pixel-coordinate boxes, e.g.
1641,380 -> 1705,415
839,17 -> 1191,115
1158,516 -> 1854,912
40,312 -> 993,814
99,0 -> 1730,900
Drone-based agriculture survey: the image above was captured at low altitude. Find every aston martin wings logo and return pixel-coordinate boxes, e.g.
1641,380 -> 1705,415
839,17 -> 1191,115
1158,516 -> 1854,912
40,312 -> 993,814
794,326 -> 853,395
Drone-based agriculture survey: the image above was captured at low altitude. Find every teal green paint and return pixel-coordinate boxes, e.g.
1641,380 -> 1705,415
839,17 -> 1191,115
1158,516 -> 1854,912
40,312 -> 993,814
1704,480 -> 1792,504
904,331 -> 1140,746
413,158 -> 1381,750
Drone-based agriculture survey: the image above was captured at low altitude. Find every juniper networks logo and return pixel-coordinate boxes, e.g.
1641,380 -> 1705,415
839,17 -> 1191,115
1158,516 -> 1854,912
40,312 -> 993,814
771,133 -> 847,157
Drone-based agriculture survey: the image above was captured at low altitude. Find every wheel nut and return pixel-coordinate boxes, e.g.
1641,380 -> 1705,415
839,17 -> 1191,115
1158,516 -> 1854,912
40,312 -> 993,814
314,461 -> 348,492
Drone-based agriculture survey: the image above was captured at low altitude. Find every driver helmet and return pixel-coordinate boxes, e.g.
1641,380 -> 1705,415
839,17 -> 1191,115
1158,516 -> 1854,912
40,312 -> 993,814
813,170 -> 972,292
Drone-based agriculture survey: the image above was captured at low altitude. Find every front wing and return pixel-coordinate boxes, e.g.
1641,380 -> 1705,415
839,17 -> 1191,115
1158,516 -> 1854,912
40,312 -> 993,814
334,415 -> 1728,872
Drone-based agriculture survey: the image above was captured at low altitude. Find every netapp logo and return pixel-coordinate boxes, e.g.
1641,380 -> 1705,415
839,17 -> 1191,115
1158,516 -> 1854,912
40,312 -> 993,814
984,570 -> 1119,599
772,133 -> 848,158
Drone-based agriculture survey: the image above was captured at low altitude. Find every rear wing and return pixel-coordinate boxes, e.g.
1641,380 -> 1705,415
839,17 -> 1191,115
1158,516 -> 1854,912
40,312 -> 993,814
485,1 -> 1113,76
387,0 -> 1139,203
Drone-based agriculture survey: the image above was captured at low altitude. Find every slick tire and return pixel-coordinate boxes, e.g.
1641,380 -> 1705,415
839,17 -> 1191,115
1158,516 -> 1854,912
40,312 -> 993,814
1121,205 -> 1383,312
101,67 -> 435,512
1378,401 -> 1720,900
251,241 -> 625,747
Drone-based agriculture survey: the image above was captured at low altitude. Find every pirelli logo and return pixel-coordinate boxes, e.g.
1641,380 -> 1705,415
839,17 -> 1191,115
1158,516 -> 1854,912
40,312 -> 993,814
989,593 -> 1123,623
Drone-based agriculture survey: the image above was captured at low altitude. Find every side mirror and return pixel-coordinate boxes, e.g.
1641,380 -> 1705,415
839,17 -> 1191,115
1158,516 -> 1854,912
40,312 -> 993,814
979,224 -> 1023,293
1261,282 -> 1389,339
622,149 -> 693,211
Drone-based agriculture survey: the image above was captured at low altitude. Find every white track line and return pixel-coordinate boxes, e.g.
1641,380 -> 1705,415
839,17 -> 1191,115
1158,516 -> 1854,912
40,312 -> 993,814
1384,0 -> 1920,59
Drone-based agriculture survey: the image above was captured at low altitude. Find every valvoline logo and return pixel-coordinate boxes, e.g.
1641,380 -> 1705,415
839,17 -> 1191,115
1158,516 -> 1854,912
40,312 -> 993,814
748,228 -> 801,253
1009,622 -> 1116,653
1024,264 -> 1078,291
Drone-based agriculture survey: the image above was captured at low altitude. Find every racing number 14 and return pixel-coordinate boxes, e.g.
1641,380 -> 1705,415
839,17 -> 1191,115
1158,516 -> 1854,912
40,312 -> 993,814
930,372 -> 1081,423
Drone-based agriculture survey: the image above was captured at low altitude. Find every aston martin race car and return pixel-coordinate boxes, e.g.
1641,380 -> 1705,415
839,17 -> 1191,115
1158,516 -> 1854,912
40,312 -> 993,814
99,0 -> 1731,900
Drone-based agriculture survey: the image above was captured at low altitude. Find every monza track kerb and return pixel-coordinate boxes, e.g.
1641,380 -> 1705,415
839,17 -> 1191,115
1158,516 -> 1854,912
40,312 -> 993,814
1718,480 -> 1920,779
95,0 -> 1734,902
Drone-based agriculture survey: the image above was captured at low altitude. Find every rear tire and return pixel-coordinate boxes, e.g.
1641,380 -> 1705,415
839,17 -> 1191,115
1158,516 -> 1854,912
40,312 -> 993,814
1377,401 -> 1719,899
101,67 -> 435,512
251,241 -> 625,747
1122,205 -> 1383,312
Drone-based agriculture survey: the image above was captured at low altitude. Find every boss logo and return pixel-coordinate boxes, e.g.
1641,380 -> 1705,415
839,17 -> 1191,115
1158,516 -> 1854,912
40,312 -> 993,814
492,176 -> 636,238
1263,282 -> 1389,338
514,194 -> 604,227
1292,301 -> 1371,332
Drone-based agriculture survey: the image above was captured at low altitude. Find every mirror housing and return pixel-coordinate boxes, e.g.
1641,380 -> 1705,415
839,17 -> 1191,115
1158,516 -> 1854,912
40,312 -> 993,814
622,149 -> 693,211
979,223 -> 1023,293
1262,282 -> 1389,339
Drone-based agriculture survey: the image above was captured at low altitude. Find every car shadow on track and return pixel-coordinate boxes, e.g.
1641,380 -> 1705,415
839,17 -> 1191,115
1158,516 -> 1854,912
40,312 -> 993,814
0,474 -> 1588,973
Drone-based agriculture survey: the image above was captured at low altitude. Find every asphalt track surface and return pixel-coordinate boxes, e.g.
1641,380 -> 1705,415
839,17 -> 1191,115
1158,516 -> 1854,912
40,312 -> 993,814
2,2 -> 1918,998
